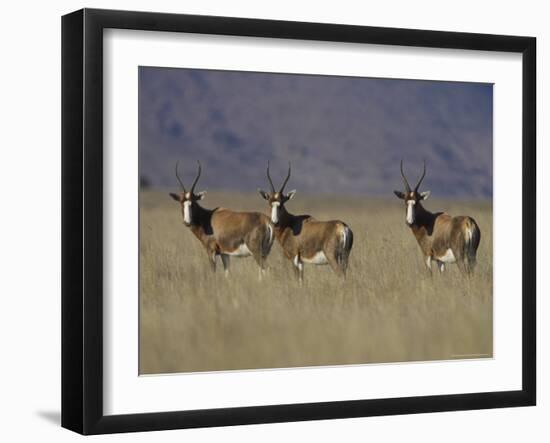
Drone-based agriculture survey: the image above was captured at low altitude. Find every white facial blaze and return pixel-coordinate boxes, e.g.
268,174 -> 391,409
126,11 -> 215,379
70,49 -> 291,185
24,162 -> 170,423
183,201 -> 192,224
406,200 -> 416,224
271,201 -> 280,224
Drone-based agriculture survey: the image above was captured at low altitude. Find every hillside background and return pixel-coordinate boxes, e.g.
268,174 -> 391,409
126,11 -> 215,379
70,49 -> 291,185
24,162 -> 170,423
138,67 -> 493,198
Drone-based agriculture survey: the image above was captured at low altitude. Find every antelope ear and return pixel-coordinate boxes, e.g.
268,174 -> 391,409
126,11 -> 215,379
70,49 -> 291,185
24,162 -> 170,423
393,191 -> 405,199
420,191 -> 431,200
169,193 -> 180,202
286,190 -> 297,201
258,189 -> 270,200
195,191 -> 207,200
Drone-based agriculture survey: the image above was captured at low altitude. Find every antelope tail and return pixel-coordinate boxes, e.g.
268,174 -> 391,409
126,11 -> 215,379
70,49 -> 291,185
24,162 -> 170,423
463,218 -> 481,272
337,224 -> 354,272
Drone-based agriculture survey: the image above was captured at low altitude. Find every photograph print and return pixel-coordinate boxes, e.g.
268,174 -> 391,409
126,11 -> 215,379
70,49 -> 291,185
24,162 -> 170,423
138,66 -> 493,375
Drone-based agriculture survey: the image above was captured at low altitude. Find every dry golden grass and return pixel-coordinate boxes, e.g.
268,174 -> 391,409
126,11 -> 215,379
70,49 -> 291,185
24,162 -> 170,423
139,190 -> 493,374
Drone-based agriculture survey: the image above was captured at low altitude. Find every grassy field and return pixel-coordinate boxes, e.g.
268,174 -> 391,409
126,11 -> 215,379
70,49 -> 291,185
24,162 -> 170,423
139,190 -> 493,374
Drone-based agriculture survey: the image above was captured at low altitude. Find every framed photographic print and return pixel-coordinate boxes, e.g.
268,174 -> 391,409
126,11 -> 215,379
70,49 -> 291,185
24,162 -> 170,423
61,8 -> 536,435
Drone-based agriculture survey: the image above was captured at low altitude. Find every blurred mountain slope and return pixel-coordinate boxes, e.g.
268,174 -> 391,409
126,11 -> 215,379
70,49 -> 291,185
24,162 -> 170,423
139,67 -> 492,198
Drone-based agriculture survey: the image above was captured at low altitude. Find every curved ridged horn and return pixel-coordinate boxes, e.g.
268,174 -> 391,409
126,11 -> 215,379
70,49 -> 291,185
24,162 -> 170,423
279,162 -> 291,193
266,161 -> 276,193
414,160 -> 426,192
175,161 -> 186,192
400,160 -> 412,193
190,161 -> 202,194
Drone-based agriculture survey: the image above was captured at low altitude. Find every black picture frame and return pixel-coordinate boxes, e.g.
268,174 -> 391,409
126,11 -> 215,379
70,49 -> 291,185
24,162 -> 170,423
62,8 -> 536,435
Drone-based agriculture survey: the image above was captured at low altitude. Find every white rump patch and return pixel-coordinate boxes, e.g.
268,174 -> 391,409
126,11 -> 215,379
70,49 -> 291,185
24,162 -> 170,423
341,227 -> 347,247
183,201 -> 192,224
406,200 -> 416,224
464,226 -> 473,243
437,249 -> 456,263
271,202 -> 280,224
302,251 -> 328,265
226,243 -> 252,257
266,223 -> 273,244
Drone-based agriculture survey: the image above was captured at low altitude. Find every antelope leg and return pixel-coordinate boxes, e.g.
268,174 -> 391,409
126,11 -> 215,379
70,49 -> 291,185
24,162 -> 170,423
425,255 -> 433,273
221,254 -> 230,277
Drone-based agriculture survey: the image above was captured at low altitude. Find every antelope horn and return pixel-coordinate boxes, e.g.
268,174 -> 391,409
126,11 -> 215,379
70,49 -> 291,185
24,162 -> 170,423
175,161 -> 186,192
279,162 -> 291,193
266,161 -> 276,193
400,160 -> 412,193
190,161 -> 202,194
414,160 -> 426,192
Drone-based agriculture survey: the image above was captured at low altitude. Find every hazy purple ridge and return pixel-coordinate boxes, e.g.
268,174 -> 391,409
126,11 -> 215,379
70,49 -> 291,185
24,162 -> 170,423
139,67 -> 493,198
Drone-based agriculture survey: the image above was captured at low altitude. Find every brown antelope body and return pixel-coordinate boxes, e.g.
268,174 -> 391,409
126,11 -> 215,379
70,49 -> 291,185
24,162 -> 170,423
170,162 -> 274,278
258,163 -> 353,282
394,161 -> 481,274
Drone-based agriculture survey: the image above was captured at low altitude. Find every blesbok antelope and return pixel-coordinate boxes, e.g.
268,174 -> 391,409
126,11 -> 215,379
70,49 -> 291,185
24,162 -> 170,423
393,161 -> 481,274
258,163 -> 353,282
169,161 -> 274,278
